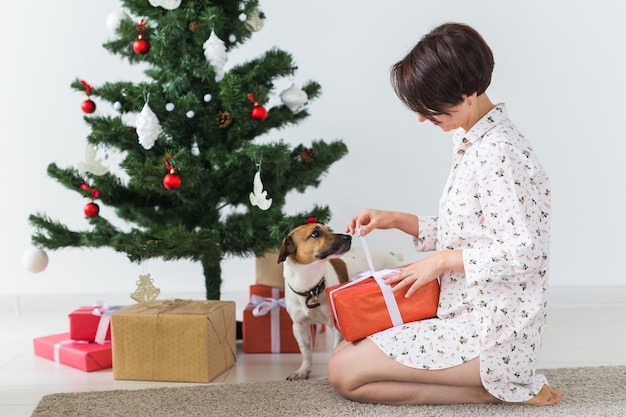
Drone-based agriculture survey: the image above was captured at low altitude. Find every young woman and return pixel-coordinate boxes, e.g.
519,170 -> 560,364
327,23 -> 562,406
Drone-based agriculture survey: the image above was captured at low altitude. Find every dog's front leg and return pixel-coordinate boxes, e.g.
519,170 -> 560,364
287,321 -> 313,380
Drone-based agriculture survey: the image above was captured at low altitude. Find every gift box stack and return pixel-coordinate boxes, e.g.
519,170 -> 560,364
243,252 -> 321,353
33,304 -> 120,372
111,299 -> 236,383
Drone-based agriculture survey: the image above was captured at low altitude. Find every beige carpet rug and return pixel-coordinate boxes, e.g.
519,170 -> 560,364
31,366 -> 625,417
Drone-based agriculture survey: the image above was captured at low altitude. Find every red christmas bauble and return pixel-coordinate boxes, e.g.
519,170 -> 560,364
133,38 -> 150,54
163,172 -> 181,190
81,99 -> 96,114
251,105 -> 267,121
84,202 -> 100,218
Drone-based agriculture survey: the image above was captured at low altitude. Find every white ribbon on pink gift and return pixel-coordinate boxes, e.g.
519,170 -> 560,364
329,231 -> 403,334
91,301 -> 124,344
250,288 -> 285,353
53,340 -> 89,363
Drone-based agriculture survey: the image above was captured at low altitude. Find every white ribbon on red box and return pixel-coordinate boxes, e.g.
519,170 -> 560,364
53,340 -> 89,363
250,288 -> 285,352
358,231 -> 403,328
91,301 -> 124,344
329,232 -> 403,335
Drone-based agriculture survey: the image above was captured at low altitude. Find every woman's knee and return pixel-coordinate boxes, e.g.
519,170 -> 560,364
327,350 -> 353,396
327,351 -> 342,387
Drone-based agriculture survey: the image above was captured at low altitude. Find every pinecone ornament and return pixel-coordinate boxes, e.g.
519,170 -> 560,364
299,147 -> 317,163
216,111 -> 233,128
189,20 -> 200,33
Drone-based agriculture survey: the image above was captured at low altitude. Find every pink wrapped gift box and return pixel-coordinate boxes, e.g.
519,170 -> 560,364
69,304 -> 123,343
33,332 -> 112,372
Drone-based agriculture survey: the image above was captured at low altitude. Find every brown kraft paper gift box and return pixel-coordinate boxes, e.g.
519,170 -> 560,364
255,251 -> 284,288
111,299 -> 236,383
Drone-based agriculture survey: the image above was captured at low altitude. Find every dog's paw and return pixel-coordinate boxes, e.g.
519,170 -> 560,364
286,370 -> 311,381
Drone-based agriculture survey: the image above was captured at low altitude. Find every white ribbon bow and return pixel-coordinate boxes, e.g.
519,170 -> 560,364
250,294 -> 286,317
91,301 -> 124,344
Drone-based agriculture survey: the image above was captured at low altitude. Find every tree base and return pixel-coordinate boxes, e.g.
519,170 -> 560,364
236,320 -> 243,340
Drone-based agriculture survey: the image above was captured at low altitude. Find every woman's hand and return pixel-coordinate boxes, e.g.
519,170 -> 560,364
346,209 -> 419,237
346,209 -> 389,236
384,250 -> 463,297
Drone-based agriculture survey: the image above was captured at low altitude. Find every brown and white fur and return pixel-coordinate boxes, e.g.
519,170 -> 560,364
277,223 -> 404,380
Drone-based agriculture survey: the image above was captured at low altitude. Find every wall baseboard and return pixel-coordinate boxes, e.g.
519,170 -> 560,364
1,286 -> 624,316
0,290 -> 250,321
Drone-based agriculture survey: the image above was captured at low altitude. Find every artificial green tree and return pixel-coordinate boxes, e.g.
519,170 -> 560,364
28,0 -> 347,300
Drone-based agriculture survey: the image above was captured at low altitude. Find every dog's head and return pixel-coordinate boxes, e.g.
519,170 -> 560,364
277,223 -> 352,265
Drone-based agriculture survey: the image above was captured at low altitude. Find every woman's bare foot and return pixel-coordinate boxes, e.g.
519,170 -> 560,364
525,385 -> 562,406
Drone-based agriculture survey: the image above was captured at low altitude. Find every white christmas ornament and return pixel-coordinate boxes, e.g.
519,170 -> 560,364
106,9 -> 130,34
244,8 -> 264,32
249,170 -> 272,210
148,0 -> 181,10
136,102 -> 162,149
22,248 -> 49,273
191,139 -> 200,156
165,102 -> 175,112
203,32 -> 228,81
280,84 -> 308,112
78,144 -> 108,176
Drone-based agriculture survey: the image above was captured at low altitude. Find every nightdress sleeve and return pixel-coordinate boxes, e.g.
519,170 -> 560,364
413,215 -> 438,252
462,140 -> 550,286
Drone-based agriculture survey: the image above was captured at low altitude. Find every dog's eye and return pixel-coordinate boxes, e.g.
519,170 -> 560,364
310,230 -> 320,238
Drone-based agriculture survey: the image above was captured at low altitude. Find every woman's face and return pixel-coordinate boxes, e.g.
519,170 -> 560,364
417,111 -> 461,132
417,94 -> 475,132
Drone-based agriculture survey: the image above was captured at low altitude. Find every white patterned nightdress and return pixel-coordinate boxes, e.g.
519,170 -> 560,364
369,104 -> 552,402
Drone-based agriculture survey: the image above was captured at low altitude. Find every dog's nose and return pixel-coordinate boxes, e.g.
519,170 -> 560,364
341,234 -> 352,242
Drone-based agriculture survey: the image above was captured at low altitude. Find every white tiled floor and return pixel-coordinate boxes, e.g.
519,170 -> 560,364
1,286 -> 625,417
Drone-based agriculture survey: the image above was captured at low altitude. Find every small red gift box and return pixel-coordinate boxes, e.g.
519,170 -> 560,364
33,333 -> 112,372
69,304 -> 123,343
243,285 -> 319,353
327,268 -> 440,342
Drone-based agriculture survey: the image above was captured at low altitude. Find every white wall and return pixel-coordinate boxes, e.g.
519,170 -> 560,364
2,0 -> 625,300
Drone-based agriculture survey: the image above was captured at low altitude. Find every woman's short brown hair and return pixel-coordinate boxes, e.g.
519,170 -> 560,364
390,23 -> 494,118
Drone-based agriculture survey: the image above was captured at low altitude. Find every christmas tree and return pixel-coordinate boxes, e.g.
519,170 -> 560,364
27,0 -> 347,300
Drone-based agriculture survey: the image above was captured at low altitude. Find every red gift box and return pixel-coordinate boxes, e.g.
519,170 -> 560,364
33,333 -> 112,372
69,304 -> 123,343
243,285 -> 319,353
327,268 -> 440,342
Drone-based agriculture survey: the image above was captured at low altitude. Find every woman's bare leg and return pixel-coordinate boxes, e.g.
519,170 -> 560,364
327,338 -> 561,406
328,338 -> 495,405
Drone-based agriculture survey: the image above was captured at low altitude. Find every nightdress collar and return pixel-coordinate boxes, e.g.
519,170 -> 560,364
452,103 -> 507,154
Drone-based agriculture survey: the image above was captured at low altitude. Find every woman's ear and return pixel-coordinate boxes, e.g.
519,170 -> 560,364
465,92 -> 478,106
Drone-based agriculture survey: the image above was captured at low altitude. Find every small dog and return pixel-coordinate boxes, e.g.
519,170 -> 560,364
277,222 -> 403,380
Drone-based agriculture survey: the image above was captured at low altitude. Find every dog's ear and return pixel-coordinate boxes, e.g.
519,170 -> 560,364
277,236 -> 295,264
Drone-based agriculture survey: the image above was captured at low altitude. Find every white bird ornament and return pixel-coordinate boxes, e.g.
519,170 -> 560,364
77,144 -> 108,176
249,170 -> 272,210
